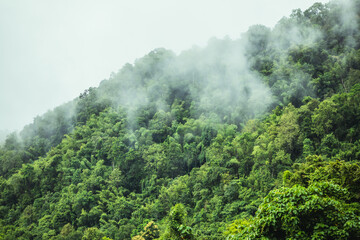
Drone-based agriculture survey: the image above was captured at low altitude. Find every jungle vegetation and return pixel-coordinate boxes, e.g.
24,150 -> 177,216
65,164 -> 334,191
1,0 -> 360,239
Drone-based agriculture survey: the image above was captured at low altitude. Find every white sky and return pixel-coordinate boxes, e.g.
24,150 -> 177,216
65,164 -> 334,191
0,0 -> 328,132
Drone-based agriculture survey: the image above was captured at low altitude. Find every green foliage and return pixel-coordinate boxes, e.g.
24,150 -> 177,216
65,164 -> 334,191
2,1 -> 360,239
131,221 -> 160,240
160,203 -> 194,240
225,182 -> 360,240
82,227 -> 105,240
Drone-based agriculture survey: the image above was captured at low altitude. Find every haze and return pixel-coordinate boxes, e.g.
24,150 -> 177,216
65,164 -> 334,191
0,0 -> 328,132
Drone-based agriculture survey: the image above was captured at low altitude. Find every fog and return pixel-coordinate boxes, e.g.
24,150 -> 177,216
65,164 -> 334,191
0,0 -> 328,132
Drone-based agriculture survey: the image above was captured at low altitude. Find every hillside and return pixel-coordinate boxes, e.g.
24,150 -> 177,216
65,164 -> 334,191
1,0 -> 360,239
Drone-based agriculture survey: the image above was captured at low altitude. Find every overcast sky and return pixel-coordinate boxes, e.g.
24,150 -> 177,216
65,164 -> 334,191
0,0 -> 328,132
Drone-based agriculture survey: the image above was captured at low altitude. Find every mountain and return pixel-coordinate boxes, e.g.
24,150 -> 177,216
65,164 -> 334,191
1,0 -> 360,239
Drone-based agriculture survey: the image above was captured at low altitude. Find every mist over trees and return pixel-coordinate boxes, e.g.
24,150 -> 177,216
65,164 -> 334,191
1,0 -> 360,239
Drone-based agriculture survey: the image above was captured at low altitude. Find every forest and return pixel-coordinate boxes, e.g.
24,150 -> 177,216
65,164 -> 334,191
1,0 -> 360,239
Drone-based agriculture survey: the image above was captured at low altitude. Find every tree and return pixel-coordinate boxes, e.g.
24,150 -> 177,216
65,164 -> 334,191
82,227 -> 105,240
226,182 -> 360,240
131,221 -> 160,240
160,204 -> 194,240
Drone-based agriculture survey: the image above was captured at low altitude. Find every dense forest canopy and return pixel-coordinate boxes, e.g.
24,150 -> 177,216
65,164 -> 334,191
1,0 -> 360,239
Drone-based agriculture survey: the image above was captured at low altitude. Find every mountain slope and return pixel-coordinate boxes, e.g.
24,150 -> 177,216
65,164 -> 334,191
1,0 -> 360,239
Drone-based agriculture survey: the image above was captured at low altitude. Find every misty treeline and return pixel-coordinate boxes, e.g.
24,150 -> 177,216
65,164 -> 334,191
1,0 -> 360,239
